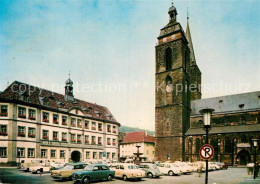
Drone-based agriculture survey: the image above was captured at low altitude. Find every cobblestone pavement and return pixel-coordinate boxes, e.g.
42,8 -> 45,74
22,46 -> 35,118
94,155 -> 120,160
0,167 -> 259,184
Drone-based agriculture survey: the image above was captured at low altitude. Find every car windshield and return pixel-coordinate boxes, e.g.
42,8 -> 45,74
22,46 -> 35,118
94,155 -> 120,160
128,165 -> 138,169
84,165 -> 92,171
60,165 -> 74,170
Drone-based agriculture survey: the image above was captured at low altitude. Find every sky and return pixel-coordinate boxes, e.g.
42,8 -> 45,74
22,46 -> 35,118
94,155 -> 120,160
0,0 -> 259,131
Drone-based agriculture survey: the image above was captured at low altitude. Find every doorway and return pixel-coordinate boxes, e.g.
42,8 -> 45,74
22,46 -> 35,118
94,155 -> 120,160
71,151 -> 81,162
236,149 -> 250,165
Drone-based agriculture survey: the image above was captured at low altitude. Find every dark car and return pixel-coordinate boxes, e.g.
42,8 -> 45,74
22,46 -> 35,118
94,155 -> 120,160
72,164 -> 115,184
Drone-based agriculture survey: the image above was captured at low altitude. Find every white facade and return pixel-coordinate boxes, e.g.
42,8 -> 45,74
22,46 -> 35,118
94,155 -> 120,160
0,102 -> 119,165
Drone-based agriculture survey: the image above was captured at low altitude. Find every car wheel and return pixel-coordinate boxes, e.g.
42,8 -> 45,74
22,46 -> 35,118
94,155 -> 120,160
123,175 -> 127,181
147,173 -> 153,178
107,175 -> 113,181
83,177 -> 90,184
168,171 -> 174,176
36,170 -> 41,174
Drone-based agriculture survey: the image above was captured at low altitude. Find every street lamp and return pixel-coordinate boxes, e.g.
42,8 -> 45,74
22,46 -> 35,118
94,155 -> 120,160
252,138 -> 258,179
200,108 -> 214,184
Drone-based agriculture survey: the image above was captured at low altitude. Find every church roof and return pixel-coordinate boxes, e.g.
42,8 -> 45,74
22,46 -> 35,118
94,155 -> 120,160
191,91 -> 260,116
186,124 -> 260,136
0,81 -> 119,124
122,131 -> 155,144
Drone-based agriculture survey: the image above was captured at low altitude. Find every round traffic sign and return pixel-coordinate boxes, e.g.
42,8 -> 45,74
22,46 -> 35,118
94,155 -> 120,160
199,144 -> 214,160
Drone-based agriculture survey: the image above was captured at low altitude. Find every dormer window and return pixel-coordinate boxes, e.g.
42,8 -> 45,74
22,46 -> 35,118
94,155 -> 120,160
43,98 -> 50,106
239,104 -> 244,108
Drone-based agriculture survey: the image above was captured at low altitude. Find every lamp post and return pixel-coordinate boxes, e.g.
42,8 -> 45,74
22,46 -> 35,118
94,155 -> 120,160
252,138 -> 258,179
217,142 -> 220,162
200,108 -> 214,184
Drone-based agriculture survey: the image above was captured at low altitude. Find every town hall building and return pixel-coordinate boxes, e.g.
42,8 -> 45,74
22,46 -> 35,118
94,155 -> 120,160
0,79 -> 120,166
155,4 -> 260,165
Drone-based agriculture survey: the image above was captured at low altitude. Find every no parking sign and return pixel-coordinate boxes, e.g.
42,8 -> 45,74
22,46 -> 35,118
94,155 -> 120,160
199,144 -> 214,160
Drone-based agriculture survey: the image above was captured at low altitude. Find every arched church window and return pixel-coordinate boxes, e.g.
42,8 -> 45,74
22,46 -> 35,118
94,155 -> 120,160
198,120 -> 203,127
241,135 -> 248,143
165,48 -> 172,70
195,138 -> 201,154
224,138 -> 231,153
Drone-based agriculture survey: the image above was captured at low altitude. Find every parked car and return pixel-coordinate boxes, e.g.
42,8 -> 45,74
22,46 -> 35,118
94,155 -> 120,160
114,163 -> 145,181
30,163 -> 52,174
210,162 -> 221,170
50,162 -> 66,170
174,162 -> 192,174
215,162 -> 228,170
139,163 -> 163,178
51,162 -> 87,180
20,160 -> 45,172
158,163 -> 182,176
72,164 -> 115,184
193,162 -> 215,172
186,162 -> 199,172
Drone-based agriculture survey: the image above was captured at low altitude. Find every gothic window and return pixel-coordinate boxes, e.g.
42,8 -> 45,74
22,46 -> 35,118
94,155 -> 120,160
195,138 -> 201,154
198,120 -> 203,127
225,117 -> 231,125
210,139 -> 218,160
240,116 -> 246,124
224,138 -> 231,153
165,48 -> 172,70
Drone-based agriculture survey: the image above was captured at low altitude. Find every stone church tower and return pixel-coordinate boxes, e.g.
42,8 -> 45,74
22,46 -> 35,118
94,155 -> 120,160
155,4 -> 201,162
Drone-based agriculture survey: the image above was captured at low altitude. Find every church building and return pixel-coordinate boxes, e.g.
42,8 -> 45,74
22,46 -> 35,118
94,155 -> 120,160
155,4 -> 260,165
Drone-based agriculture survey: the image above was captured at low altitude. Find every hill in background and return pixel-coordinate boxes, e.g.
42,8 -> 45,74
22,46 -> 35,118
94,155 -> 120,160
119,125 -> 155,135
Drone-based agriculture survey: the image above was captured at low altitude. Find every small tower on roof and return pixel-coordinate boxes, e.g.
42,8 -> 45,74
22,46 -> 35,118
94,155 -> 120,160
65,73 -> 74,101
168,1 -> 178,22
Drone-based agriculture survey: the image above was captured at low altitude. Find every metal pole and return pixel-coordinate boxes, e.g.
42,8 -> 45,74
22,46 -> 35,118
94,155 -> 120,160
254,146 -> 256,179
205,127 -> 209,184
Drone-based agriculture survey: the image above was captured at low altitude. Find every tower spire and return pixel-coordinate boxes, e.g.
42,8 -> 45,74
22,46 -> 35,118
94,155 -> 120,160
186,14 -> 196,65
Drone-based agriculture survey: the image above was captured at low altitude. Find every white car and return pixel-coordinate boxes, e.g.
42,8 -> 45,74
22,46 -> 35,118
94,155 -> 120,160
30,163 -> 52,174
158,163 -> 182,176
174,162 -> 192,174
210,162 -> 221,170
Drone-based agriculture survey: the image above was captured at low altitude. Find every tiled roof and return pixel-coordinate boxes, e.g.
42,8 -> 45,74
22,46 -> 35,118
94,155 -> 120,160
0,81 -> 119,124
185,124 -> 260,136
122,131 -> 155,144
191,91 -> 260,116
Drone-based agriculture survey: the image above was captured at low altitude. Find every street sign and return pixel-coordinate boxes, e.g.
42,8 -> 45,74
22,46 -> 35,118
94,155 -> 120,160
199,144 -> 214,160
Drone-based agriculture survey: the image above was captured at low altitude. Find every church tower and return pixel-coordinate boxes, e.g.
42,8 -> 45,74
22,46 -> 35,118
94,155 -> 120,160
155,3 -> 191,162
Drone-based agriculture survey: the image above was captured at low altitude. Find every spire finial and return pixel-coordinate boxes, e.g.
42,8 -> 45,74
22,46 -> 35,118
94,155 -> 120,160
69,70 -> 71,79
171,0 -> 174,6
187,7 -> 189,19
